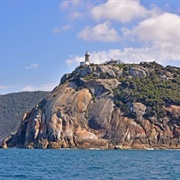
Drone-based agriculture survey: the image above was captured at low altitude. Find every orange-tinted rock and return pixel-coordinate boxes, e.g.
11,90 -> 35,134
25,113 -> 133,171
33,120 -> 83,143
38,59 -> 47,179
5,64 -> 180,149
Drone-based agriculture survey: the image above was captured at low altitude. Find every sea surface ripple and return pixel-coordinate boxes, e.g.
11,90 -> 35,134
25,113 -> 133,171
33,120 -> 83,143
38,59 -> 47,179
0,149 -> 179,180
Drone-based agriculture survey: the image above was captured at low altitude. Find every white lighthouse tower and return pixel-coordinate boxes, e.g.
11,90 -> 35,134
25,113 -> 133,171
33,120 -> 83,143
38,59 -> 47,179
85,51 -> 90,65
79,51 -> 90,66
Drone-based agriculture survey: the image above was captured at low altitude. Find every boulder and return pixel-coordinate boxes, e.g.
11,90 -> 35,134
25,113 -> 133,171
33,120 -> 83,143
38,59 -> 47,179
129,67 -> 149,78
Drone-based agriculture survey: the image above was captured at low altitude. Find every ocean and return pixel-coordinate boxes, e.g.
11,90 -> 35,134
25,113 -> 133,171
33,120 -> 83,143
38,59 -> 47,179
0,149 -> 179,180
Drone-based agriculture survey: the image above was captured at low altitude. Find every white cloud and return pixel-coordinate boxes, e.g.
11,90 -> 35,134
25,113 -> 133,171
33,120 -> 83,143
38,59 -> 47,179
59,1 -> 180,67
66,56 -> 84,66
53,25 -> 71,34
69,11 -> 82,19
66,49 -> 131,66
78,22 -> 120,42
22,86 -> 36,91
0,85 -> 7,90
0,82 -> 58,94
59,0 -> 81,10
0,85 -> 18,94
120,12 -> 180,63
59,0 -> 95,20
91,0 -> 160,23
59,0 -> 84,20
0,85 -> 13,90
22,82 -> 58,92
131,12 -> 180,44
66,45 -> 180,67
25,64 -> 39,70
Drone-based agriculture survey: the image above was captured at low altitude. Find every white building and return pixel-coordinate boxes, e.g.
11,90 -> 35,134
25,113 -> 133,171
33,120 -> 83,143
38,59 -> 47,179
80,51 -> 90,66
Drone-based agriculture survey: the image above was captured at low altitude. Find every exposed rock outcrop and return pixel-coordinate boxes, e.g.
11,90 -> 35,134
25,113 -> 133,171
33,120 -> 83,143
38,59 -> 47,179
6,62 -> 180,149
129,67 -> 149,78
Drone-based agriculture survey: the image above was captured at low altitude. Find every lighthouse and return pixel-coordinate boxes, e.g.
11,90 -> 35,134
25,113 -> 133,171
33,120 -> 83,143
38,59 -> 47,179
85,51 -> 90,65
79,51 -> 90,66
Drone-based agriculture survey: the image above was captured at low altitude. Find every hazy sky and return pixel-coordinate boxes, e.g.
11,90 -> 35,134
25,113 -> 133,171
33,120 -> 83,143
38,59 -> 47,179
0,0 -> 180,94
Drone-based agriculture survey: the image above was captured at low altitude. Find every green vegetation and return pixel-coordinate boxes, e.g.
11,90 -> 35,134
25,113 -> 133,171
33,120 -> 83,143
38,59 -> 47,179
78,62 -> 180,121
0,91 -> 49,140
114,62 -> 180,120
75,61 -> 180,121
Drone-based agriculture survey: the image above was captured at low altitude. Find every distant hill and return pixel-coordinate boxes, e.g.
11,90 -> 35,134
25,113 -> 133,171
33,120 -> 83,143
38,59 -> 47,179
0,91 -> 49,142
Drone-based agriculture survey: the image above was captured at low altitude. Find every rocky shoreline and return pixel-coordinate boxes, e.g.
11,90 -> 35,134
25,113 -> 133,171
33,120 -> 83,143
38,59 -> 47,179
2,62 -> 180,149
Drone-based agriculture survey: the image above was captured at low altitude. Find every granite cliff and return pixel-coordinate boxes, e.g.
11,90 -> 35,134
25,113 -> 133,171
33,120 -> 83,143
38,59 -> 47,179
4,62 -> 180,149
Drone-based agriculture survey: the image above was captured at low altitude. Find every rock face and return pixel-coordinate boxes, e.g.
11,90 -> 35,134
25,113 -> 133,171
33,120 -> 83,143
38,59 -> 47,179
6,62 -> 180,149
129,67 -> 149,78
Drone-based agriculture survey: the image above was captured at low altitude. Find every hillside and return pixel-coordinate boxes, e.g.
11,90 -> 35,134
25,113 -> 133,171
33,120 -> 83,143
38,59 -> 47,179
4,61 -> 180,149
0,91 -> 49,142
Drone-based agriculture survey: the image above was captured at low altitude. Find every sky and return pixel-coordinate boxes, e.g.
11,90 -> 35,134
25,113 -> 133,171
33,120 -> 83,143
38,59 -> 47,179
0,0 -> 180,94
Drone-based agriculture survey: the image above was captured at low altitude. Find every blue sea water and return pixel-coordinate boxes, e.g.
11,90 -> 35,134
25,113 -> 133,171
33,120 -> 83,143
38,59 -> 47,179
0,149 -> 179,180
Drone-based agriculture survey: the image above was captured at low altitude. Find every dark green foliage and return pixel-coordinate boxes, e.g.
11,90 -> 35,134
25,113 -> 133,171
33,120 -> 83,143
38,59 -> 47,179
114,62 -> 180,120
0,91 -> 49,140
65,62 -> 180,121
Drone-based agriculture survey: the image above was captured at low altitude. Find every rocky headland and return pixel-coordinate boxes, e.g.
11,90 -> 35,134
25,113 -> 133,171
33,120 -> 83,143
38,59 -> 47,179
3,61 -> 180,149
